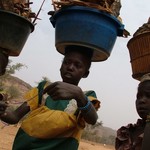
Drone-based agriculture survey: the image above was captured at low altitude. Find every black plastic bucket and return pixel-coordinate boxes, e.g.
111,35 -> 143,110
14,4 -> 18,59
0,9 -> 34,56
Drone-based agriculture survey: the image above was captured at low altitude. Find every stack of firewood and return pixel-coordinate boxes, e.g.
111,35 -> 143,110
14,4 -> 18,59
133,17 -> 150,37
52,0 -> 121,18
0,0 -> 35,21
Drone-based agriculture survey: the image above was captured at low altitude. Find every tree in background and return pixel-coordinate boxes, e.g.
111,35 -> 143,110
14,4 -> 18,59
81,121 -> 115,145
35,76 -> 52,85
81,121 -> 103,140
4,60 -> 26,76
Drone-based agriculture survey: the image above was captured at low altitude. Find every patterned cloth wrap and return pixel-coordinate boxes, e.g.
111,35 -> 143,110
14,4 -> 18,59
115,119 -> 144,150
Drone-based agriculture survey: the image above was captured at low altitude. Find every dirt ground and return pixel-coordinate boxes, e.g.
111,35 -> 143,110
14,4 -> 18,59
0,122 -> 114,150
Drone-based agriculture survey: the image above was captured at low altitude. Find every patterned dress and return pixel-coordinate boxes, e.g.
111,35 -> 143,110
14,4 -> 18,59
115,119 -> 145,150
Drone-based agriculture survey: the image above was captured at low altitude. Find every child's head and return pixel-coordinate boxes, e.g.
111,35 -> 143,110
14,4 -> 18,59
60,45 -> 93,85
136,73 -> 150,120
64,45 -> 93,69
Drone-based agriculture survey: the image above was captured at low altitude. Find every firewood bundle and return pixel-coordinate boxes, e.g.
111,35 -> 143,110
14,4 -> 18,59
133,17 -> 150,37
52,0 -> 121,18
0,0 -> 35,21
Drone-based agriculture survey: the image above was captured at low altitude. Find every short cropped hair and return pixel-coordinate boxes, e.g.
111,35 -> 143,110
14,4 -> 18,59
64,45 -> 93,70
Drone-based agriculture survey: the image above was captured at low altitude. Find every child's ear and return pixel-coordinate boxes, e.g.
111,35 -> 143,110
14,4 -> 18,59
83,71 -> 89,78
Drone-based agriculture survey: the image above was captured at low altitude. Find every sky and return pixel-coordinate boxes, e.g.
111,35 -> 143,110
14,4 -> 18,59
11,0 -> 150,130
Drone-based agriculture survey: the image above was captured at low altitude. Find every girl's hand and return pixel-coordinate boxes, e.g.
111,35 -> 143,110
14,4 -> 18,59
43,81 -> 82,100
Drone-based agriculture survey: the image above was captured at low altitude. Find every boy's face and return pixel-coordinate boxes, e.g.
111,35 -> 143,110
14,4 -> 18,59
60,50 -> 90,85
136,81 -> 150,120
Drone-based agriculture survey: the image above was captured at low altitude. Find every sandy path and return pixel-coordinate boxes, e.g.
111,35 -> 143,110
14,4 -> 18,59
0,122 -> 114,150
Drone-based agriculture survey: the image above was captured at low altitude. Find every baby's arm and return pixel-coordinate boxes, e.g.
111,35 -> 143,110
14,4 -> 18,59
0,102 -> 30,124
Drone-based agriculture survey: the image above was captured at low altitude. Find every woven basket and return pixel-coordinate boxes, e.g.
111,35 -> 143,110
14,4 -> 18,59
127,32 -> 150,80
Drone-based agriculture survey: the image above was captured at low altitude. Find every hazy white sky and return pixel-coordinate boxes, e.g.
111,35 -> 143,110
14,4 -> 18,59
11,0 -> 150,130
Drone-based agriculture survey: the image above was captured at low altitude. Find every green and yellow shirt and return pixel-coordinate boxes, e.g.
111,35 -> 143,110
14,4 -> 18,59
13,81 -> 100,150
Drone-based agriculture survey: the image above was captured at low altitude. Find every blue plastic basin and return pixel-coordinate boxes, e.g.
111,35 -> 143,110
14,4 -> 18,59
50,6 -> 124,61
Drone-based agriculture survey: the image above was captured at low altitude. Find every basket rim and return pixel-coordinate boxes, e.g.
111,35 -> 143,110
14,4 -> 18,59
51,5 -> 124,29
0,9 -> 34,32
127,32 -> 150,48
